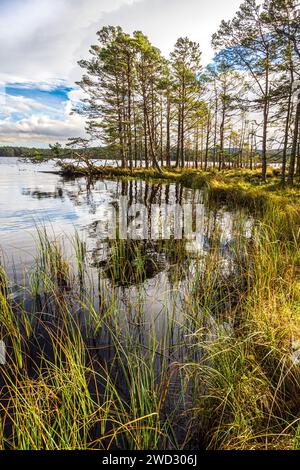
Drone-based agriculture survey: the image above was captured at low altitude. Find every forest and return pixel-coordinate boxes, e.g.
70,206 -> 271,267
64,0 -> 300,184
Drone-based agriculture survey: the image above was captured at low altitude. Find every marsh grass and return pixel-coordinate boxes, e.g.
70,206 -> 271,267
62,165 -> 300,209
0,177 -> 300,449
181,202 -> 300,450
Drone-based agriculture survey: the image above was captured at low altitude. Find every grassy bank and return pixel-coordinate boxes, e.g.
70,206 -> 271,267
60,164 -> 300,211
186,204 -> 300,449
0,169 -> 300,449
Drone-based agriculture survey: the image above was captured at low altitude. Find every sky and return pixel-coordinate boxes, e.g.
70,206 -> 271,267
0,0 -> 243,147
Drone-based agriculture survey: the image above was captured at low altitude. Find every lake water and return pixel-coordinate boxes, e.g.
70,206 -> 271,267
0,156 -> 255,337
0,157 -> 255,447
0,157 -> 252,268
0,155 -> 255,359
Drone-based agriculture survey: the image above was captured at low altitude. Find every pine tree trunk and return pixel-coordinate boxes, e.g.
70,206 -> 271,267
288,100 -> 300,185
166,98 -> 171,167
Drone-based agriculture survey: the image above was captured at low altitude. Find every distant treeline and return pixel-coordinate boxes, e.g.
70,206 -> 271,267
0,145 -> 286,163
0,146 -> 51,158
0,146 -> 115,160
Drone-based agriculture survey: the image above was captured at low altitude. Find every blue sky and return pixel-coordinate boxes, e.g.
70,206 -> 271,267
6,84 -> 71,107
4,83 -> 72,122
0,0 -> 242,147
0,80 -> 83,147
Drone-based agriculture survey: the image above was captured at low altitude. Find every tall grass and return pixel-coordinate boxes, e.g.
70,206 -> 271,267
182,201 -> 300,449
0,186 -> 299,450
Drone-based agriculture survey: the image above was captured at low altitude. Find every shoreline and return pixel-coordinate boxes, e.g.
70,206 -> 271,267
39,165 -> 300,212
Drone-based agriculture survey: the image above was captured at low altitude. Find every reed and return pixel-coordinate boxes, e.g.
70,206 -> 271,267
0,180 -> 299,450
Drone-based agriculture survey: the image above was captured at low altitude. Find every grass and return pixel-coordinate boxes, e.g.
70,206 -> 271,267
0,250 -> 167,449
59,163 -> 300,211
182,203 -> 300,449
0,167 -> 300,449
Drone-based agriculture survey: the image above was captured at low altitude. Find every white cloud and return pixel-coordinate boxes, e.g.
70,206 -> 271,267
66,88 -> 86,112
0,84 -> 87,145
0,112 -> 85,144
0,0 -> 142,84
4,80 -> 67,92
0,0 -> 243,146
95,0 -> 243,65
0,0 -> 242,84
0,94 -> 49,117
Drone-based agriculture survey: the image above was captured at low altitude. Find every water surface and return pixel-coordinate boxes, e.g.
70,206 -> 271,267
0,157 -> 255,447
0,157 -> 251,269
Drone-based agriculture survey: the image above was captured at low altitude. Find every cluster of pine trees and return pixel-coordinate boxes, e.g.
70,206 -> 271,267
76,0 -> 300,183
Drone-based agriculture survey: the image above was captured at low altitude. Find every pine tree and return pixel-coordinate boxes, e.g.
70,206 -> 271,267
212,0 -> 279,180
170,37 -> 202,168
